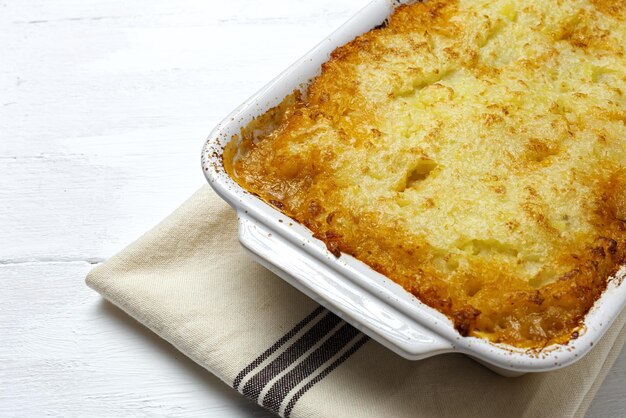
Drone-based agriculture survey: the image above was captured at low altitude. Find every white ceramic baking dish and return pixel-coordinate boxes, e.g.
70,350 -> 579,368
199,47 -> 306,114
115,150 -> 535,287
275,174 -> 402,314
202,0 -> 626,376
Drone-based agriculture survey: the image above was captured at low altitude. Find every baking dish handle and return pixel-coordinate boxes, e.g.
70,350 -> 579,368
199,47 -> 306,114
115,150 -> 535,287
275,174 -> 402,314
236,212 -> 455,360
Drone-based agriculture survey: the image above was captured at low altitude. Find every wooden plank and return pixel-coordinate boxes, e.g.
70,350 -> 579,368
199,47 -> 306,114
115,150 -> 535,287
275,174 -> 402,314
0,262 -> 274,417
0,0 -> 365,155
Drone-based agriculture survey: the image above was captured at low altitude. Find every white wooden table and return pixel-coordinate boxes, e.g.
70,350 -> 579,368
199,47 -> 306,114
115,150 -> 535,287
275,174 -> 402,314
1,1 -> 624,416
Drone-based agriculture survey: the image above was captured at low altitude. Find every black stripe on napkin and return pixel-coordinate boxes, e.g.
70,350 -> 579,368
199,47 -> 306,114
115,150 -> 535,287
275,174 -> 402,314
233,306 -> 325,390
283,334 -> 370,418
241,311 -> 342,401
262,323 -> 362,414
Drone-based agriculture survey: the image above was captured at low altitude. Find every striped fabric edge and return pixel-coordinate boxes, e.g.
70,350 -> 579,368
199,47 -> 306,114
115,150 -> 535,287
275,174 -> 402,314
233,307 -> 370,417
283,334 -> 370,418
241,312 -> 343,400
233,306 -> 325,390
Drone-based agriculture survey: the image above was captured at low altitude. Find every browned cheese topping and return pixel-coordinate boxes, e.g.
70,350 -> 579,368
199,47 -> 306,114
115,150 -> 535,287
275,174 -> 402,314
225,0 -> 626,348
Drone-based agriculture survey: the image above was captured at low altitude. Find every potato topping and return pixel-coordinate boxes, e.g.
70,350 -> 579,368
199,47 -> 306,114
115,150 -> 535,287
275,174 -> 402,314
226,0 -> 626,348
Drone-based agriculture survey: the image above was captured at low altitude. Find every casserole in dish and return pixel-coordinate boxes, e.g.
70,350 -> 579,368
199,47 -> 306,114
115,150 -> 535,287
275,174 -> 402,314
203,0 -> 626,375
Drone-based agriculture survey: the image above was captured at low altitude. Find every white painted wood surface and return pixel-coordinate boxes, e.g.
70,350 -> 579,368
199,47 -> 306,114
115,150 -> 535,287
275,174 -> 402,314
0,1 -> 623,416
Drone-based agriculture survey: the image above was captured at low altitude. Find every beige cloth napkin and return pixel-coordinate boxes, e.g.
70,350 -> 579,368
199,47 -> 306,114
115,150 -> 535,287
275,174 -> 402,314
87,186 -> 626,418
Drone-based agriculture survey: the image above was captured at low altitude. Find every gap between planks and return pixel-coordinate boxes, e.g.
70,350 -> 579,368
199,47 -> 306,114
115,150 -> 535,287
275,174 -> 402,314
0,258 -> 104,267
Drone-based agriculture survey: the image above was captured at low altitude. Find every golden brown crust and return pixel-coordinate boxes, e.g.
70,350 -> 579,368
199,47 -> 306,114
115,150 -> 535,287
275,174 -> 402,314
590,0 -> 626,19
227,0 -> 626,348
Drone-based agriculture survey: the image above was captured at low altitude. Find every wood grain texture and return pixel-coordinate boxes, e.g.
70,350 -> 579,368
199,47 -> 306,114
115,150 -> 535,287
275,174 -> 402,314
0,0 -> 623,416
1,262 -> 274,417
